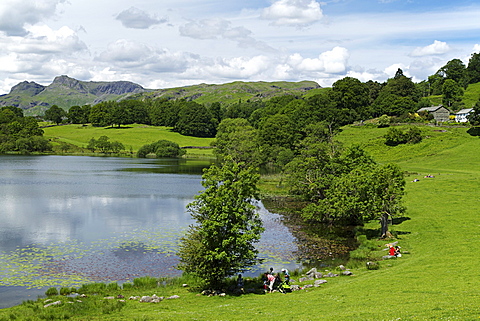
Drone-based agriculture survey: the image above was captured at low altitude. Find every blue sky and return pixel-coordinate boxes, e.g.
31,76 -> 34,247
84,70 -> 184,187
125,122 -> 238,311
0,0 -> 479,94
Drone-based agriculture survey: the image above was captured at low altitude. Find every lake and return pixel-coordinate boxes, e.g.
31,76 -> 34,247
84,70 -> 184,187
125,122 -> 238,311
0,155 -> 300,308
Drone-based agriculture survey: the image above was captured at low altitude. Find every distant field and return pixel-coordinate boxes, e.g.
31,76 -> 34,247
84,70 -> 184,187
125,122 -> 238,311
42,123 -> 215,157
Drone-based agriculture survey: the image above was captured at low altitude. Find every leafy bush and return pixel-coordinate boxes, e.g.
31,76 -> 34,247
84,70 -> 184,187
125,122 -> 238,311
86,136 -> 124,154
384,126 -> 423,146
59,287 -> 76,296
137,140 -> 185,158
45,287 -> 58,296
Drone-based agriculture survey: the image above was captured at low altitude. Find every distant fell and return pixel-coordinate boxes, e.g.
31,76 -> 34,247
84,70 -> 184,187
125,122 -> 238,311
0,76 -> 322,116
134,80 -> 321,105
0,75 -> 147,116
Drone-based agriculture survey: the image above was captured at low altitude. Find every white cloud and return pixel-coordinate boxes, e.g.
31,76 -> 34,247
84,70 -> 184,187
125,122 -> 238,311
205,56 -> 271,79
262,0 -> 323,26
116,7 -> 168,29
410,40 -> 451,57
179,18 -> 230,40
96,39 -> 190,73
180,18 -> 276,52
290,47 -> 349,74
346,69 -> 385,83
473,44 -> 480,52
0,25 -> 87,78
384,63 -> 407,77
8,25 -> 87,54
0,0 -> 66,36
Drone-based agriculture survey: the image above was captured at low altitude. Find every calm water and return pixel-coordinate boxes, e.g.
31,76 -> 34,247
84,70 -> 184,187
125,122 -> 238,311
0,155 -> 299,308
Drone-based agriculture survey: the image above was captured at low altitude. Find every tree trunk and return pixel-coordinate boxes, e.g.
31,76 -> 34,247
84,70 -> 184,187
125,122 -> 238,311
380,212 -> 392,238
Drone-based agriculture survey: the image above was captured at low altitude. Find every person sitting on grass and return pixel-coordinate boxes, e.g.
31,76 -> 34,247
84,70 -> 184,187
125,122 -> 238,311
265,273 -> 276,293
237,274 -> 244,293
281,268 -> 290,285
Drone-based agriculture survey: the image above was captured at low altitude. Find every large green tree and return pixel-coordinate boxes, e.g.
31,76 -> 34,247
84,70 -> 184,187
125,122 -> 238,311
466,52 -> 480,84
285,136 -> 405,237
44,105 -> 66,125
213,118 -> 260,165
330,77 -> 370,119
175,101 -> 217,137
442,79 -> 464,108
437,58 -> 467,86
178,158 -> 264,289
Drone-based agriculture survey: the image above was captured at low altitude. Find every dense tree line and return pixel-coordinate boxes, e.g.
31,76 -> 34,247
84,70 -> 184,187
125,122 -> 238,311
0,106 -> 51,153
48,99 -> 220,138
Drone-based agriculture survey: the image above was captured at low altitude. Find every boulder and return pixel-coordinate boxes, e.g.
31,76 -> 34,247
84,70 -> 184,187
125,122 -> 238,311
290,285 -> 301,291
140,296 -> 152,303
44,301 -> 62,308
314,280 -> 327,287
299,276 -> 314,282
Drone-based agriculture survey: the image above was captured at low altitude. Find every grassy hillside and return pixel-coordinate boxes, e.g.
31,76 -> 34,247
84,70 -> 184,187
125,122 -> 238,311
462,82 -> 480,109
43,124 -> 215,157
1,124 -> 479,320
132,80 -> 320,105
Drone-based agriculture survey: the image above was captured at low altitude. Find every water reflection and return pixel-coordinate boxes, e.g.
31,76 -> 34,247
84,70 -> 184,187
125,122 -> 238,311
0,155 -> 299,308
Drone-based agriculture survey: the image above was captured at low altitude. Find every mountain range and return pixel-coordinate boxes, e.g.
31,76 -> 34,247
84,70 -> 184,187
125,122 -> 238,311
0,75 -> 321,116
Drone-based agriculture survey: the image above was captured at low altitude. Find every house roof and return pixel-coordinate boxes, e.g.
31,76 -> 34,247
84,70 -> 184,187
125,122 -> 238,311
455,108 -> 473,114
417,105 -> 447,113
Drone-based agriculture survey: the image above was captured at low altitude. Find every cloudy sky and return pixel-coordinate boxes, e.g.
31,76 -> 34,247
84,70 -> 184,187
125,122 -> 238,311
0,0 -> 479,94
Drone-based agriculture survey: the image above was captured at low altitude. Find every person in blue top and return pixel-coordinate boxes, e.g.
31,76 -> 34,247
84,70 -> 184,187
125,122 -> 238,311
281,268 -> 290,285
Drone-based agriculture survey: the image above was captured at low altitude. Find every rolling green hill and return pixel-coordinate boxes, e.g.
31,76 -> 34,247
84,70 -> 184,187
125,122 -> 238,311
133,80 -> 321,105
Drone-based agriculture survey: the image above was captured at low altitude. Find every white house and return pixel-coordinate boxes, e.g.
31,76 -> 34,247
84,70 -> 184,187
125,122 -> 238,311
455,108 -> 473,123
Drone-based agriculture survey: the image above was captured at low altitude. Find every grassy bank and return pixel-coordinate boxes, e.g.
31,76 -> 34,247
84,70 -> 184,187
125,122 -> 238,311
42,124 -> 215,157
1,124 -> 479,320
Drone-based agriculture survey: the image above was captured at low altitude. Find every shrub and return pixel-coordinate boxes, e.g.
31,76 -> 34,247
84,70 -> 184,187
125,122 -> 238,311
45,287 -> 58,296
384,126 -> 422,146
137,140 -> 185,158
59,287 -> 76,296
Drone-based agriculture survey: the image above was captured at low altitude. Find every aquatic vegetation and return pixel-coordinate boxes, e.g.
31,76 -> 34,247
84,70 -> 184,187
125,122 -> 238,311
0,213 -> 297,289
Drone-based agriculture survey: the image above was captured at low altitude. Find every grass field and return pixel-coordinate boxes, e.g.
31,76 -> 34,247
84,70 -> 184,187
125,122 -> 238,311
42,123 -> 215,157
1,124 -> 479,320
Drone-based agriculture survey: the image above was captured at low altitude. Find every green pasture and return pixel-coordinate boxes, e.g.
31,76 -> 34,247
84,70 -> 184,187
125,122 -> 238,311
1,124 -> 479,320
42,124 -> 215,157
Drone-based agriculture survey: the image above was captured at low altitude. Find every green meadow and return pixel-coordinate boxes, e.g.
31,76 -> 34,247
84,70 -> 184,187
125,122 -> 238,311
1,124 -> 479,320
42,124 -> 215,157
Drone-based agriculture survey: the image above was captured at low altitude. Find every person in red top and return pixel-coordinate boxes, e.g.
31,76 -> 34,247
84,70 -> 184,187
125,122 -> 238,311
265,273 -> 276,293
389,246 -> 396,256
